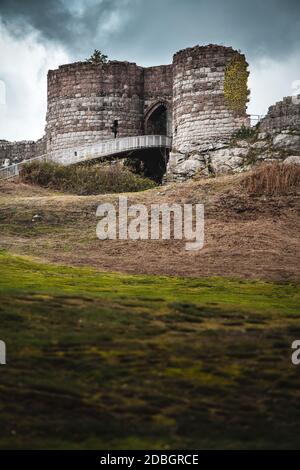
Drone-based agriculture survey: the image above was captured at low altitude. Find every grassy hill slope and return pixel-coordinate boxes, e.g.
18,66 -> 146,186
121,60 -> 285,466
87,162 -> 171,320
0,251 -> 299,449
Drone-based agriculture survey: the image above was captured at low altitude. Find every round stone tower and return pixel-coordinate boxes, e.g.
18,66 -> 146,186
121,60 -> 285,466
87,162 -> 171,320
46,61 -> 144,152
172,44 -> 250,154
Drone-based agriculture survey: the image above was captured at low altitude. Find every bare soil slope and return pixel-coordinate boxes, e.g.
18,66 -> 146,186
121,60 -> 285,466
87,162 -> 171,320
0,173 -> 299,281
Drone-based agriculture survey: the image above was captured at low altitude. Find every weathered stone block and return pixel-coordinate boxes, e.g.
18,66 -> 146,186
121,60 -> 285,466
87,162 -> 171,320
273,133 -> 300,151
283,155 -> 300,164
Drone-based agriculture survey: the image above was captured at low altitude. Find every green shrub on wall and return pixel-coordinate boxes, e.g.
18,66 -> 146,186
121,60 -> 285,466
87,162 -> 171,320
224,55 -> 250,114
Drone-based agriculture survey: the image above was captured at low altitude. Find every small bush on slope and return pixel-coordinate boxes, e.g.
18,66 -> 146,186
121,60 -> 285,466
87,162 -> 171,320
20,161 -> 156,195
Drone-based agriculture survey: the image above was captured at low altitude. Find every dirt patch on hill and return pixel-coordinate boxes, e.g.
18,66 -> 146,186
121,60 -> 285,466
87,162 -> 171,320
0,174 -> 299,281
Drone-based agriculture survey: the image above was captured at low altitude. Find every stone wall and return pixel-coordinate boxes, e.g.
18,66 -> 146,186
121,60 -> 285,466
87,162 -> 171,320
35,135 -> 47,157
0,140 -> 36,166
143,65 -> 173,135
260,95 -> 300,134
144,65 -> 173,105
172,45 -> 249,154
0,135 -> 46,166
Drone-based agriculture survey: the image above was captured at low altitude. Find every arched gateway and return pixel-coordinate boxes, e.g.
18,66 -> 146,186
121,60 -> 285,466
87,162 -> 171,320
144,101 -> 171,137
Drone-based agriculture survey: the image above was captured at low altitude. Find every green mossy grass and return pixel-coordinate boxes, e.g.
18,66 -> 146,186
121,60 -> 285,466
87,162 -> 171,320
0,251 -> 299,449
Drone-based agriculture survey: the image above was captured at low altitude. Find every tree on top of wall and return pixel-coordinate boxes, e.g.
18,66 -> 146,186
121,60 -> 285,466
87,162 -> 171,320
85,49 -> 108,64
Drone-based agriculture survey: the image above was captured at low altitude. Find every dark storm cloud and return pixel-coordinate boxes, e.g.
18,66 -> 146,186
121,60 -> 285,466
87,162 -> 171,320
0,0 -> 300,62
115,0 -> 300,64
0,0 -> 131,58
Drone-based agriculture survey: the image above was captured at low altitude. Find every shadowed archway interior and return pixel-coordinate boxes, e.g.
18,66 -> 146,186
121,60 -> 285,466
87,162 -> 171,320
144,103 -> 168,136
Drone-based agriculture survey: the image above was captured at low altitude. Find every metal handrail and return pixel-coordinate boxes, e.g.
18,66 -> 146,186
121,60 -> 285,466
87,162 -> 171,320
0,135 -> 172,180
249,114 -> 265,126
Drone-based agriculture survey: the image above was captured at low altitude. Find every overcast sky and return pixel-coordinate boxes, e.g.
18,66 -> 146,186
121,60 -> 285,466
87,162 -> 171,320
0,0 -> 300,141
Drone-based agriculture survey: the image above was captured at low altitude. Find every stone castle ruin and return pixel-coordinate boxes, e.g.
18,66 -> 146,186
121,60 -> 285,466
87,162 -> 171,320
1,44 -> 300,180
46,45 -> 248,153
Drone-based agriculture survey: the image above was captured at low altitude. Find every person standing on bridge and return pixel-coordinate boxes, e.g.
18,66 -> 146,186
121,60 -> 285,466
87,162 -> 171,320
111,120 -> 118,139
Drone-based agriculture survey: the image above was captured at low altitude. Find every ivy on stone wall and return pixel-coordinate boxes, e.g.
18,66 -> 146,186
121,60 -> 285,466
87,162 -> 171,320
224,55 -> 250,114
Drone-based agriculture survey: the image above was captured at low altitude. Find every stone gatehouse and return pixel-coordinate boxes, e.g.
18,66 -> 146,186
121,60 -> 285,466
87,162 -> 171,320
46,44 -> 249,156
1,44 -> 251,175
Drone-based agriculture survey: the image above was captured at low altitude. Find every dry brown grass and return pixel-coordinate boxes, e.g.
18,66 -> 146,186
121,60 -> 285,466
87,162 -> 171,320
0,170 -> 299,282
241,162 -> 300,195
